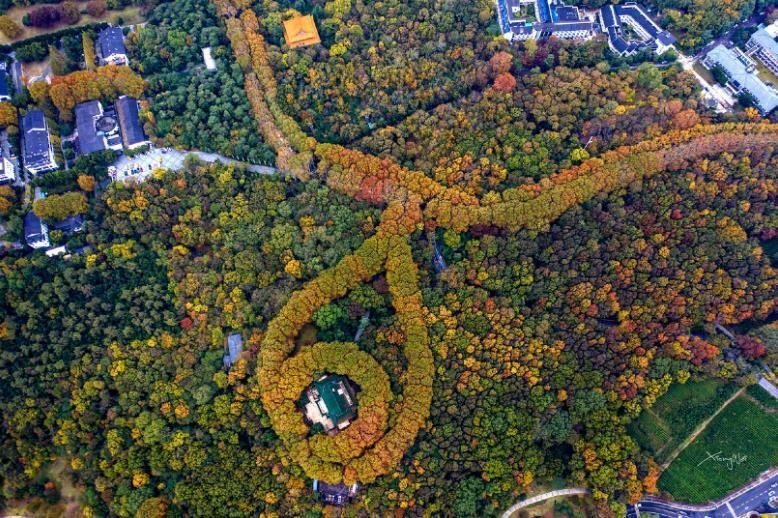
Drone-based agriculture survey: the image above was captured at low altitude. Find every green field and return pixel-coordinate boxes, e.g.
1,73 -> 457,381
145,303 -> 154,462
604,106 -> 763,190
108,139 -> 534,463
746,383 -> 778,410
658,396 -> 778,503
627,380 -> 738,463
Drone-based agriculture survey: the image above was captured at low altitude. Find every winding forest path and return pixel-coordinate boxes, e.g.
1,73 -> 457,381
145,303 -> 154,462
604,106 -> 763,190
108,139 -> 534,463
210,0 -> 778,494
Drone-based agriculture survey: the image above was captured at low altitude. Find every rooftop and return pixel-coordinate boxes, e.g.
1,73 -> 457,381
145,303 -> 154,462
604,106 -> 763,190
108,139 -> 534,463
302,374 -> 357,433
98,27 -> 127,58
313,481 -> 359,506
553,5 -> 580,22
51,214 -> 84,233
749,26 -> 778,59
223,333 -> 243,368
0,69 -> 10,98
707,44 -> 778,113
282,15 -> 321,48
75,100 -> 108,156
24,211 -> 48,244
115,96 -> 148,148
22,110 -> 53,168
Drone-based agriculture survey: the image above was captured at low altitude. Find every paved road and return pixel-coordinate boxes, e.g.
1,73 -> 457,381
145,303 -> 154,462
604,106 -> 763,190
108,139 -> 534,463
627,472 -> 778,518
500,488 -> 589,517
693,14 -> 763,60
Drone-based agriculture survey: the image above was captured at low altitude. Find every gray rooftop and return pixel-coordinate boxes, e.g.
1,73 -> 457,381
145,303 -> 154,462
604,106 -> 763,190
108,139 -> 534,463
22,110 -> 52,169
115,96 -> 147,147
75,100 -> 107,155
24,211 -> 47,244
707,44 -> 778,113
98,27 -> 126,58
749,27 -> 778,61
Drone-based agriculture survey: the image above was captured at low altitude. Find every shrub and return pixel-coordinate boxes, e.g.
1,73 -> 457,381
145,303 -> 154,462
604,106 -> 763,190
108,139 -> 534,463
61,2 -> 81,25
86,0 -> 108,18
28,6 -> 62,29
15,41 -> 47,62
0,15 -> 23,39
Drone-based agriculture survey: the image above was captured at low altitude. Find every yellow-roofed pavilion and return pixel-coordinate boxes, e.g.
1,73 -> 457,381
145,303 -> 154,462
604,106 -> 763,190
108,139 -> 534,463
282,15 -> 321,49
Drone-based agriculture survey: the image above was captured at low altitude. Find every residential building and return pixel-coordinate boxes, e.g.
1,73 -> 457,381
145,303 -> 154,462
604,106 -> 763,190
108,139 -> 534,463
222,333 -> 243,369
115,96 -> 149,150
302,374 -> 358,434
282,15 -> 321,48
24,212 -> 49,249
745,21 -> 778,76
312,481 -> 359,506
703,44 -> 778,114
97,27 -> 128,66
75,100 -> 123,156
0,155 -> 16,184
21,110 -> 57,175
599,2 -> 676,56
0,69 -> 12,102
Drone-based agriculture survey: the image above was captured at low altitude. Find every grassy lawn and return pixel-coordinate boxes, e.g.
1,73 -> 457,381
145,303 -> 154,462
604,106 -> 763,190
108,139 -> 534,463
692,62 -> 716,85
753,60 -> 778,89
0,3 -> 144,45
658,396 -> 778,503
627,379 -> 738,464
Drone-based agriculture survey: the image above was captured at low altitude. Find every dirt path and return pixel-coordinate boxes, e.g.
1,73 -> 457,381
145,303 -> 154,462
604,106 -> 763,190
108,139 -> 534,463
660,386 -> 746,471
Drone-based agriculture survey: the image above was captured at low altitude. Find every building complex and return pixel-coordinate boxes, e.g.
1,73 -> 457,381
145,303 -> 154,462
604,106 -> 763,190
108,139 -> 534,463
500,0 -> 595,41
598,2 -> 676,56
703,44 -> 778,114
745,21 -> 778,76
74,97 -> 149,157
497,0 -> 676,57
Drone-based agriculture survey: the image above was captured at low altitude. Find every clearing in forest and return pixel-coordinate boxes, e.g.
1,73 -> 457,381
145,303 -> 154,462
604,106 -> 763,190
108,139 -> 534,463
658,393 -> 778,503
627,379 -> 738,464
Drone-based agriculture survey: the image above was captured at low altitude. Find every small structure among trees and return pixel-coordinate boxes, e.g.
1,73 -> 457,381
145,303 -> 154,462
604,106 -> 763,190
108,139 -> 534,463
301,374 -> 357,434
282,15 -> 321,48
312,480 -> 359,506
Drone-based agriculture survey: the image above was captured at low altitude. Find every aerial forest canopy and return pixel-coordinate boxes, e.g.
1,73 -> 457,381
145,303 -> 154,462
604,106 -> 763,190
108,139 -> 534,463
0,0 -> 777,515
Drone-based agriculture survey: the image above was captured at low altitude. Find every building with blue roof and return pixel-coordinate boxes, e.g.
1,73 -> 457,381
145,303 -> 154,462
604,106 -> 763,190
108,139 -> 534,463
703,44 -> 778,114
51,214 -> 85,233
97,27 -> 128,66
115,96 -> 149,150
21,110 -> 57,175
0,69 -> 11,102
75,100 -> 123,156
598,2 -> 676,57
745,21 -> 778,76
24,212 -> 50,249
223,333 -> 243,369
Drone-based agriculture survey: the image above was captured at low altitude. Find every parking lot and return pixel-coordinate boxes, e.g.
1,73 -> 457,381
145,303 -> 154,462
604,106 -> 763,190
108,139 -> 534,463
110,147 -> 278,182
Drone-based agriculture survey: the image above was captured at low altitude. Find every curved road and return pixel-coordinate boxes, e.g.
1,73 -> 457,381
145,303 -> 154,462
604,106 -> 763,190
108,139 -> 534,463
501,488 -> 589,517
627,470 -> 778,518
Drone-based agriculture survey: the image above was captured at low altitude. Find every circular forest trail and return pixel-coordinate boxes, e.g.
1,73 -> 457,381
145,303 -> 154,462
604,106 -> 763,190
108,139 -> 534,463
212,0 -> 778,489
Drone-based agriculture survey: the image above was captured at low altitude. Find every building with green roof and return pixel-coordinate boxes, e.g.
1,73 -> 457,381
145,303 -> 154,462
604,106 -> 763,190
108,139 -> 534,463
302,374 -> 358,433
